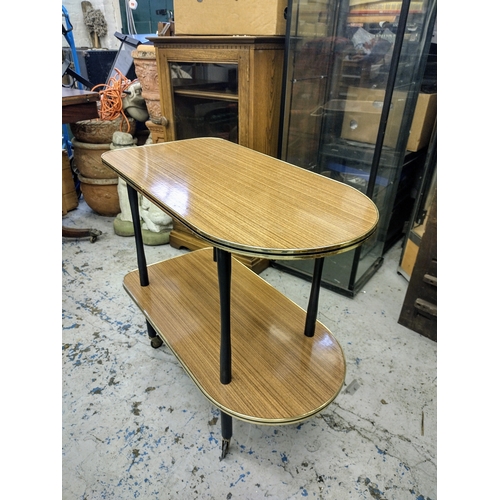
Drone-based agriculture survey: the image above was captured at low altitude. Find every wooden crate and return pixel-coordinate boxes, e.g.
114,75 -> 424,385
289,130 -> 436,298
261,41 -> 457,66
398,188 -> 437,341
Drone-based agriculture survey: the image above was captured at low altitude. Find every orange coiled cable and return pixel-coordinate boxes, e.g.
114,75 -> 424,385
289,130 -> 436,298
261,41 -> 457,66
92,68 -> 138,133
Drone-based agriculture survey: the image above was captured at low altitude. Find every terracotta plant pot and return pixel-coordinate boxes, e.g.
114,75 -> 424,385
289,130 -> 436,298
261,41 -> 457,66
71,140 -> 115,179
70,116 -> 136,144
78,175 -> 120,216
132,46 -> 162,124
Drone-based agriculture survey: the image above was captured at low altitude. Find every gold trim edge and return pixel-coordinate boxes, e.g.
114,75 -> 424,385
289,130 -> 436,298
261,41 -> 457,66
122,279 -> 347,426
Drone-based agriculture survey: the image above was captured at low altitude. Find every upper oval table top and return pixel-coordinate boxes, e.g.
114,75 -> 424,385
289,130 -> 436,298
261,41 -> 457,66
101,137 -> 379,259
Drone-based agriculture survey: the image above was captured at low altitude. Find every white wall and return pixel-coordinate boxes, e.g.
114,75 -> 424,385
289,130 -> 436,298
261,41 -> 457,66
62,0 -> 123,50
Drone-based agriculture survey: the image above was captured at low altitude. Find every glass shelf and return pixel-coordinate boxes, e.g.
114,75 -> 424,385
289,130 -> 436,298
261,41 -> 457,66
170,62 -> 239,142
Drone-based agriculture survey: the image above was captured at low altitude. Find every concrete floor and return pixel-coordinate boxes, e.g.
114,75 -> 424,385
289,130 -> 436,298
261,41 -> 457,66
62,199 -> 437,500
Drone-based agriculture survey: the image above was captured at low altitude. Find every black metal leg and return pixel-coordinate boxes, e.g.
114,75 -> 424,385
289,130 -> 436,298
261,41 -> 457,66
304,257 -> 325,337
216,248 -> 232,384
219,410 -> 233,460
146,320 -> 163,349
215,248 -> 233,458
127,184 -> 148,286
127,185 -> 162,348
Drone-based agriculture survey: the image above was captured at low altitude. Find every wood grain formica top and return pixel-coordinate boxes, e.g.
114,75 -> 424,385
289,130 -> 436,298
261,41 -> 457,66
101,138 -> 379,259
124,248 -> 346,424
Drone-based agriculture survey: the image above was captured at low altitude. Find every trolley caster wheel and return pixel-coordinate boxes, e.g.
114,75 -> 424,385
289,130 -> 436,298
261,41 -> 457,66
220,438 -> 231,460
150,336 -> 163,349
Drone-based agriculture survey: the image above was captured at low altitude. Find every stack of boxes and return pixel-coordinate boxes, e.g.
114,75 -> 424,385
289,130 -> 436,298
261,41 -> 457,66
296,0 -> 331,38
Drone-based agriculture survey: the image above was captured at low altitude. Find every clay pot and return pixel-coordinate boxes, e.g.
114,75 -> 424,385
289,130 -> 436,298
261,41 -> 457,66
132,46 -> 162,124
78,175 -> 120,216
71,140 -> 116,179
70,116 -> 136,144
62,149 -> 78,214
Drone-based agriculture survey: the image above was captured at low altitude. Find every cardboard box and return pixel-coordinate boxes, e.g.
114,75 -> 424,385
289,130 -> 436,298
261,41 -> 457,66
406,93 -> 437,152
174,0 -> 288,36
341,87 -> 406,148
400,222 -> 426,278
341,88 -> 436,152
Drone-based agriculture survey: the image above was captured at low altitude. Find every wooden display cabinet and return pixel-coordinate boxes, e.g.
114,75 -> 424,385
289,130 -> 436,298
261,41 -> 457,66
149,36 -> 285,273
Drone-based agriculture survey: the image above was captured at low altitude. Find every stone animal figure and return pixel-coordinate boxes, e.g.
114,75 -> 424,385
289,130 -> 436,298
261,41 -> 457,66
116,177 -> 173,234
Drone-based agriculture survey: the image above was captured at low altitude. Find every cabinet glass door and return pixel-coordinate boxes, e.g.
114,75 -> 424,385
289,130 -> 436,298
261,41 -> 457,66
278,0 -> 437,296
170,62 -> 239,142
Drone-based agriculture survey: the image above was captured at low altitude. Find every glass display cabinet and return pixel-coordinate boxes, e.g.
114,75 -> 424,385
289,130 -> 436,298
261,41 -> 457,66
277,0 -> 437,296
150,36 -> 285,157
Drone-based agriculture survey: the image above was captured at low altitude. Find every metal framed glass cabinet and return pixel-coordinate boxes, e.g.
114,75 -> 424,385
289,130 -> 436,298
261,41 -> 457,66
277,0 -> 437,296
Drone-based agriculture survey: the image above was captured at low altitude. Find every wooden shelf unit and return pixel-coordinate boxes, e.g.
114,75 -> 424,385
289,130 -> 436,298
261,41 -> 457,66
124,248 -> 345,424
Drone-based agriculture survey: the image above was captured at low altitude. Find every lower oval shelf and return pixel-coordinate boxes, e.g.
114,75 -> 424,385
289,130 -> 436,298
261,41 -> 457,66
123,247 -> 346,425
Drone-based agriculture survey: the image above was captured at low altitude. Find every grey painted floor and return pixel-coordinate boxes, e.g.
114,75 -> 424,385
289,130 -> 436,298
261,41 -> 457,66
62,199 -> 437,500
